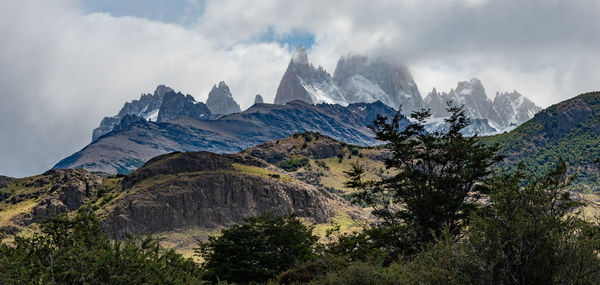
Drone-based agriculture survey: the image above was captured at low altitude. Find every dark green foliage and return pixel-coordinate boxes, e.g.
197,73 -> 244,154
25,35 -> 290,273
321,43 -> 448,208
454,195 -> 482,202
0,210 -> 203,284
276,156 -> 310,172
464,160 -> 600,284
297,161 -> 600,284
0,189 -> 11,202
348,106 -> 502,254
196,213 -> 319,284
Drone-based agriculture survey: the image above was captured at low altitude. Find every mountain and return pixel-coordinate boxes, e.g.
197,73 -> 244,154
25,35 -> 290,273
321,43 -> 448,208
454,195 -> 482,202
254,94 -> 264,104
273,47 -> 423,114
424,78 -> 541,131
92,85 -> 172,141
333,55 -> 423,113
205,81 -> 241,115
483,91 -> 600,191
274,45 -> 346,105
492,91 -> 542,128
156,91 -> 211,122
2,149 -> 368,255
54,100 -> 403,174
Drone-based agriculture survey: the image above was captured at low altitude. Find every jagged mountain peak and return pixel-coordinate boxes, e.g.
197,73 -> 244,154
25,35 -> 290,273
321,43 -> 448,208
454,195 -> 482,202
333,54 -> 423,113
425,78 -> 541,131
291,44 -> 309,65
91,84 -> 172,141
274,46 -> 346,106
206,81 -> 241,115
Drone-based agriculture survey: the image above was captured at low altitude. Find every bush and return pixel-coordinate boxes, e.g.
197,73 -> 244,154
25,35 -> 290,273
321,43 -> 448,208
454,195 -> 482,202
0,210 -> 203,284
196,213 -> 319,283
276,156 -> 310,172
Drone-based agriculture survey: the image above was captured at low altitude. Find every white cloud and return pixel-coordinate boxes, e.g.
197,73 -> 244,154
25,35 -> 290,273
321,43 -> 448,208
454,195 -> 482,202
0,0 -> 599,177
0,0 -> 291,177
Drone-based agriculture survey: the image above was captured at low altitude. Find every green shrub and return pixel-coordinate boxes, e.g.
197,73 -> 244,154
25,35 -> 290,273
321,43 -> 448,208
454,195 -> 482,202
276,156 -> 310,172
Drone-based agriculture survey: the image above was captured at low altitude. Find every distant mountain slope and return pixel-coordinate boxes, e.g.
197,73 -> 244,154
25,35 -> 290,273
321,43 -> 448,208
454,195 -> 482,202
484,91 -> 600,191
54,101 -> 403,174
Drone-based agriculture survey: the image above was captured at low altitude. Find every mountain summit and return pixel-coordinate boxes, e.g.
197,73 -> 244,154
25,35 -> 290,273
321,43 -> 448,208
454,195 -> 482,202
274,45 -> 346,105
333,55 -> 423,113
274,47 -> 423,114
424,78 -> 541,130
205,81 -> 241,115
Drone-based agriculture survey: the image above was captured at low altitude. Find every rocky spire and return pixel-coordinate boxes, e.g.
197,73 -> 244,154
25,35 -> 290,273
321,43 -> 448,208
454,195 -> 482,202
274,45 -> 346,105
206,81 -> 241,115
254,94 -> 264,104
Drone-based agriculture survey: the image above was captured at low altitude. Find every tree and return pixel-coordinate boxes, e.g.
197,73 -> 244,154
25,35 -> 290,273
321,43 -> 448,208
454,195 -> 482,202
466,160 -> 600,284
196,213 -> 319,283
0,210 -> 203,284
348,105 -> 502,254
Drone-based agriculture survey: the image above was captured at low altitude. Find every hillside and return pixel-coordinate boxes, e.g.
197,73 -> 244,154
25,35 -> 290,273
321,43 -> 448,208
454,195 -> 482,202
1,149 -> 368,257
54,100 -> 402,174
484,92 -> 600,191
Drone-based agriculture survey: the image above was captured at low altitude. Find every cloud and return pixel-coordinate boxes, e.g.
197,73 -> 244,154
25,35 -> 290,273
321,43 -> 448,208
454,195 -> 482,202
0,0 -> 291,177
0,0 -> 598,177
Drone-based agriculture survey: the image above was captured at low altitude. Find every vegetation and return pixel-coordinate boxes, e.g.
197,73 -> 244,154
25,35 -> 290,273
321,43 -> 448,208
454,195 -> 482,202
196,213 -> 318,283
276,156 -> 310,172
0,210 -> 203,284
3,101 -> 600,283
347,106 -> 502,254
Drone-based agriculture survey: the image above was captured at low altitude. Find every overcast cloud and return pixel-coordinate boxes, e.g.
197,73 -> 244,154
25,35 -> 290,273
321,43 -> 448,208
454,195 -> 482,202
0,0 -> 598,177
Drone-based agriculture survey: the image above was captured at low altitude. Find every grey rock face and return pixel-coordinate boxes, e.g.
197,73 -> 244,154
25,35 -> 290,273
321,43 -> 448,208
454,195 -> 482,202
156,91 -> 211,122
100,151 -> 343,236
8,169 -> 103,228
254,94 -> 264,104
493,91 -> 542,127
274,45 -> 346,105
333,55 -> 423,114
424,78 -> 541,131
205,81 -> 241,115
92,85 -> 172,141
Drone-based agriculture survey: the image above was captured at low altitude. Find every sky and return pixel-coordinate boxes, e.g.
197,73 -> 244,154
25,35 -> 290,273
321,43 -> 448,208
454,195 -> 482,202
0,0 -> 599,177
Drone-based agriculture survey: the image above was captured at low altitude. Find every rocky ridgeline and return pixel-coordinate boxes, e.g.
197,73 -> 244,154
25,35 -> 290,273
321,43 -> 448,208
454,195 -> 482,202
424,79 -> 542,131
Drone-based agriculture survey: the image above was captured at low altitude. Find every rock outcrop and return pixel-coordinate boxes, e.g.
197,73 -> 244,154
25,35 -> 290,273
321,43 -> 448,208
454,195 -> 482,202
205,81 -> 241,115
100,151 -> 346,237
156,91 -> 211,122
3,169 -> 103,232
254,94 -> 264,104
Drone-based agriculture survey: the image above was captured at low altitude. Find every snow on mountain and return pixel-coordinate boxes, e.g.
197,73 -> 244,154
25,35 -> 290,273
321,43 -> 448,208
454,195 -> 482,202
423,78 -> 541,131
333,55 -> 423,114
274,45 -> 346,106
492,91 -> 542,127
91,85 -> 173,142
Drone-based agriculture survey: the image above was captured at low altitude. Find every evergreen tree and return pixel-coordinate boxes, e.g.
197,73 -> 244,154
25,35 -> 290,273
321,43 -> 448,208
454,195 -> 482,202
348,105 -> 502,254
